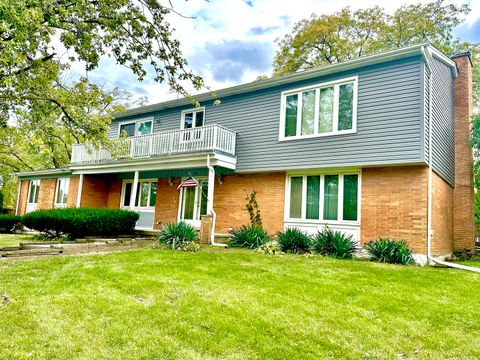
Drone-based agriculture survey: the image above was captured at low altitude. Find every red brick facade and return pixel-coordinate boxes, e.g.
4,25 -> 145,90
452,55 -> 475,251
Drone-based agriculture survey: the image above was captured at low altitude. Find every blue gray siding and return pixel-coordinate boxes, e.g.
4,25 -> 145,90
430,57 -> 455,186
111,56 -> 425,173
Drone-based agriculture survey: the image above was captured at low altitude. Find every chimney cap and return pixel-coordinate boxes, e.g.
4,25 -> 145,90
451,52 -> 473,67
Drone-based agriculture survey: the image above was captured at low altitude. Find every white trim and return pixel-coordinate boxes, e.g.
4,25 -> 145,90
15,181 -> 21,215
76,174 -> 84,207
180,107 -> 205,129
279,76 -> 358,141
284,171 -> 361,226
177,176 -> 208,228
117,117 -> 154,137
27,179 -> 40,205
121,178 -> 157,210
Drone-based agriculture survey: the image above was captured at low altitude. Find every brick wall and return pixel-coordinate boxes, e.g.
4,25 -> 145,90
213,172 -> 285,234
17,180 -> 29,215
153,178 -> 180,229
38,178 -> 57,210
80,175 -> 109,208
107,180 -> 122,209
361,166 -> 428,254
431,172 -> 454,255
452,55 -> 475,251
66,176 -> 80,207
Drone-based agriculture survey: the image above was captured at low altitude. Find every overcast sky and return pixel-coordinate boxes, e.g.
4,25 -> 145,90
68,0 -> 480,104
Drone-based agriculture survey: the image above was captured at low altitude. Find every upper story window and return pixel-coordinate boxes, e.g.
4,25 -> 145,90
280,77 -> 358,141
181,108 -> 205,129
54,178 -> 69,208
118,118 -> 153,137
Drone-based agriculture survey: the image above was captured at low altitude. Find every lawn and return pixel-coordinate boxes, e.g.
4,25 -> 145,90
0,233 -> 37,248
0,248 -> 479,359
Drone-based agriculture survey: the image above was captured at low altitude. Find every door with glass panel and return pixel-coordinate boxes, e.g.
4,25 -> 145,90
179,179 -> 208,228
26,180 -> 40,213
121,180 -> 157,229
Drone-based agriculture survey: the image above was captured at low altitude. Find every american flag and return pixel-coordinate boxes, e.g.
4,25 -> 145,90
177,176 -> 198,189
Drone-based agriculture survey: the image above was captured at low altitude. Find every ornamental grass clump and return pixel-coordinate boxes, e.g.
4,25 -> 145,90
277,228 -> 312,254
229,225 -> 270,249
158,222 -> 199,250
365,237 -> 414,265
312,227 -> 358,259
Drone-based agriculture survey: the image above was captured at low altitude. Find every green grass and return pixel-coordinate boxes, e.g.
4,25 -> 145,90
453,257 -> 480,267
0,233 -> 36,248
0,248 -> 479,359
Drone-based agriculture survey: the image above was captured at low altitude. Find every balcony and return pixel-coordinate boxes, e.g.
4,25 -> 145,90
71,124 -> 237,164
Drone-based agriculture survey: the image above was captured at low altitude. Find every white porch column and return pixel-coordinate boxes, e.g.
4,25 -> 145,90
207,163 -> 215,214
130,171 -> 139,210
76,174 -> 84,208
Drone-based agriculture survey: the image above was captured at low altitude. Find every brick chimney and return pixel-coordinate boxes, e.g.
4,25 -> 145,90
451,53 -> 475,252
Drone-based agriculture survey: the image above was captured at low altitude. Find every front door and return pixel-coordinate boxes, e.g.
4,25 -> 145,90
179,179 -> 208,228
121,179 -> 157,230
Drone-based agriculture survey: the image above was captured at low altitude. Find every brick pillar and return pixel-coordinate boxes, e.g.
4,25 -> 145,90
199,215 -> 212,244
451,54 -> 475,251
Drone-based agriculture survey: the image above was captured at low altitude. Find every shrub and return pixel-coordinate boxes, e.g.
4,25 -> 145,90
0,215 -> 21,232
229,224 -> 270,249
158,222 -> 198,249
176,241 -> 200,252
277,228 -> 312,254
22,208 -> 139,238
312,227 -> 358,259
365,238 -> 414,265
256,241 -> 283,255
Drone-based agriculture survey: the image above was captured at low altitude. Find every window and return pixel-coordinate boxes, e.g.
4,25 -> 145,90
54,178 -> 69,208
181,108 -> 205,129
119,119 -> 153,137
280,77 -> 357,140
122,180 -> 157,208
27,180 -> 40,204
287,173 -> 360,222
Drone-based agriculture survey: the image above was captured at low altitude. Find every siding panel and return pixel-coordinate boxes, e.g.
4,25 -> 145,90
110,56 -> 424,172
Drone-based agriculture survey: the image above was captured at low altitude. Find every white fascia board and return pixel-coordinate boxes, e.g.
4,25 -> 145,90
115,43 -> 428,119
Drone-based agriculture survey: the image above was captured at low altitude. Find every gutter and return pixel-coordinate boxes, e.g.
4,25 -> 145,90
421,45 -> 434,264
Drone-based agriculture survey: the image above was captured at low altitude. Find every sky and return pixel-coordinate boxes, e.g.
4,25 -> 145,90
68,0 -> 480,105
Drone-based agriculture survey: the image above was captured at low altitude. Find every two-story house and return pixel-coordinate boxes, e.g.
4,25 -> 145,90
14,44 -> 475,262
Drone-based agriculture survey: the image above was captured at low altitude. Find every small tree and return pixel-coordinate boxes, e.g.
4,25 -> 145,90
245,191 -> 262,228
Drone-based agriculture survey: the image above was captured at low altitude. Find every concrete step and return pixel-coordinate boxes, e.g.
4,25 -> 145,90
0,248 -> 62,258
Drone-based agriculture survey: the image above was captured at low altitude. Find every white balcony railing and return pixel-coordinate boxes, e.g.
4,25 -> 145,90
71,124 -> 236,164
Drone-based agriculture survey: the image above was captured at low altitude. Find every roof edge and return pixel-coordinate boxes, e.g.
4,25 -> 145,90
15,168 -> 71,179
115,42 -> 432,119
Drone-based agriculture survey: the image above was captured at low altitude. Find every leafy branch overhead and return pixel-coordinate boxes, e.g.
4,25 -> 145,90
273,0 -> 479,107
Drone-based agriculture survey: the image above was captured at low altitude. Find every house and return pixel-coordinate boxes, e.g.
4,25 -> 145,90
14,43 -> 475,262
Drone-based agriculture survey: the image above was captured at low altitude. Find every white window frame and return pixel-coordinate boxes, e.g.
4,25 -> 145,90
27,180 -> 40,205
177,177 -> 209,227
54,178 -> 70,208
284,171 -> 361,226
180,107 -> 205,129
279,76 -> 358,141
120,179 -> 157,209
117,117 -> 154,138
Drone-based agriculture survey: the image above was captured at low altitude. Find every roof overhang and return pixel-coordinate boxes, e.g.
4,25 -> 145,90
115,43 -> 440,119
15,168 -> 71,180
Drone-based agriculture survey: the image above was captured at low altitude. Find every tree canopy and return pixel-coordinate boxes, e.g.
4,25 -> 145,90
0,0 -> 203,207
273,1 -> 478,105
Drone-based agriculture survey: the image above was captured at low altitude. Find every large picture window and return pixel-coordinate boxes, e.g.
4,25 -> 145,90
286,173 -> 360,223
121,180 -> 157,208
280,77 -> 357,140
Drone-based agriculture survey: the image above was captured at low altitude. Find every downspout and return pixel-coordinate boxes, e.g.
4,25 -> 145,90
422,45 -> 434,264
206,154 -> 227,247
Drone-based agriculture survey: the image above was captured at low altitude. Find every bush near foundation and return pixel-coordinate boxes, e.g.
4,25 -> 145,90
158,222 -> 199,250
0,215 -> 21,232
277,228 -> 312,254
229,225 -> 271,249
364,238 -> 414,265
312,227 -> 358,259
22,208 -> 139,238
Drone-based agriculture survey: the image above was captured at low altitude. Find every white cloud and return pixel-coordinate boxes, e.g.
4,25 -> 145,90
67,0 -> 480,105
